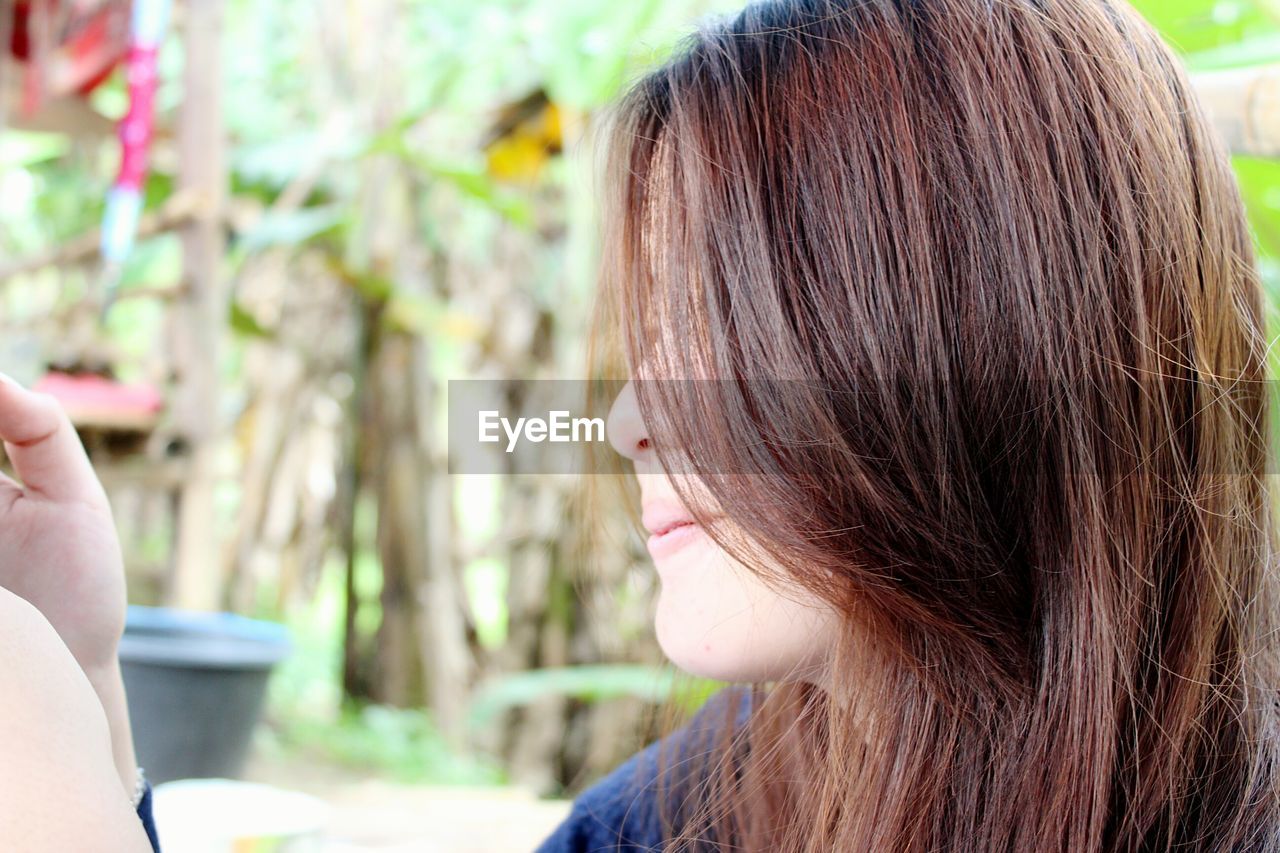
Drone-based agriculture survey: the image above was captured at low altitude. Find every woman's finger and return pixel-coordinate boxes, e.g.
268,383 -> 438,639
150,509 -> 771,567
0,375 -> 104,504
0,468 -> 25,509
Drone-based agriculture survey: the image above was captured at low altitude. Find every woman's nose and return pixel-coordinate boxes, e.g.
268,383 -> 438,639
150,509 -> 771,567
606,380 -> 653,463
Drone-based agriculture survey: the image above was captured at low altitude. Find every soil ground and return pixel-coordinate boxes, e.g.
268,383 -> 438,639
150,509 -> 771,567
241,753 -> 573,852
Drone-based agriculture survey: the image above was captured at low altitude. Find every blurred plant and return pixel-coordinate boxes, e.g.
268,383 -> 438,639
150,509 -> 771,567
468,665 -> 695,728
259,704 -> 505,785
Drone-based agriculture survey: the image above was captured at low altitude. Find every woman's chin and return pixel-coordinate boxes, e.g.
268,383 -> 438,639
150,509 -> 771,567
651,547 -> 841,683
653,594 -> 772,682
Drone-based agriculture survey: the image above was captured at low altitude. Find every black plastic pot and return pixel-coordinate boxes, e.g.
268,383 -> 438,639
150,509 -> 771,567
119,606 -> 291,784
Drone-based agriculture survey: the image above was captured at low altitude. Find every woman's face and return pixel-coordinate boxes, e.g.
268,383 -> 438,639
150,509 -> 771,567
606,380 -> 840,683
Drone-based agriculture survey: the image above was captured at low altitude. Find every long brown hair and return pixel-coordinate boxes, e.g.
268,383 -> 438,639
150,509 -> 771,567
595,0 -> 1280,849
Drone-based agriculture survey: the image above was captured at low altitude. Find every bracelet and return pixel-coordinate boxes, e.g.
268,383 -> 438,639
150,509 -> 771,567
130,767 -> 148,809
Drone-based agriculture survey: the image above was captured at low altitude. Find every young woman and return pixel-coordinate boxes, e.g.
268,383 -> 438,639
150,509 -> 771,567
0,0 -> 1276,850
539,0 -> 1280,849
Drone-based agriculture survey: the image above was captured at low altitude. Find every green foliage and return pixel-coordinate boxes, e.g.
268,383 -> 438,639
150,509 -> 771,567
237,206 -> 347,255
260,703 -> 506,785
467,665 -> 721,728
259,548 -> 504,784
227,301 -> 276,340
463,556 -> 509,649
1133,0 -> 1279,61
0,133 -> 68,170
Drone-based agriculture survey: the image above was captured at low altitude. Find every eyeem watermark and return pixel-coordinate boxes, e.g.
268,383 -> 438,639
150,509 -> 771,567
478,409 -> 605,453
449,377 -> 1280,475
449,379 -> 620,474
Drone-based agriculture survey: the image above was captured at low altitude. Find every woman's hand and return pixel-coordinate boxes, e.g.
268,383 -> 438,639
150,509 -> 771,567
0,374 -> 126,668
0,374 -> 138,794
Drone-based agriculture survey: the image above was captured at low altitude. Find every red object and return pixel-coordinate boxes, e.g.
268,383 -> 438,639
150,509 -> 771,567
9,1 -> 130,113
33,371 -> 164,429
117,44 -> 157,190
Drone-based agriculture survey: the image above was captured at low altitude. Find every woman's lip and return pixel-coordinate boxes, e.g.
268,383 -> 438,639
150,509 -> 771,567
646,521 -> 705,560
641,501 -> 697,537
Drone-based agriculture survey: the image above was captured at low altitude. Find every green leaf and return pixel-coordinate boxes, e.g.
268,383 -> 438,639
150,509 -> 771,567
0,132 -> 69,170
466,664 -> 677,728
228,301 -> 275,339
366,128 -> 534,226
238,205 -> 346,254
420,161 -> 535,226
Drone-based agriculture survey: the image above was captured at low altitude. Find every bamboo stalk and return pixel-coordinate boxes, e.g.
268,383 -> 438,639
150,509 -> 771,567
1192,64 -> 1280,158
168,0 -> 227,611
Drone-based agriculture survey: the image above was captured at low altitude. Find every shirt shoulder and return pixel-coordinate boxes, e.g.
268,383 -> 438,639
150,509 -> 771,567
534,687 -> 752,853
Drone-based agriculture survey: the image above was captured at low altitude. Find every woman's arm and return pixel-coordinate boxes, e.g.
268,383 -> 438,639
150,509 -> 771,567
0,587 -> 152,852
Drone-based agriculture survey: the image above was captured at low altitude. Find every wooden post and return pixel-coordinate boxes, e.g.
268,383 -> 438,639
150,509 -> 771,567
1192,64 -> 1280,158
168,0 -> 226,610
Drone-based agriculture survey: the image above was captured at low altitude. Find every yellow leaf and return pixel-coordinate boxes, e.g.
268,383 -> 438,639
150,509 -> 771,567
485,133 -> 549,182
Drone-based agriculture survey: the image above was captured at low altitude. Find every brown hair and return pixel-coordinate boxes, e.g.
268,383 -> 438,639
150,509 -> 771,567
596,0 -> 1280,849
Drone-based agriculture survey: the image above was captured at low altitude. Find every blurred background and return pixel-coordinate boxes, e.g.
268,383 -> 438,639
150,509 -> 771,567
0,0 -> 1278,850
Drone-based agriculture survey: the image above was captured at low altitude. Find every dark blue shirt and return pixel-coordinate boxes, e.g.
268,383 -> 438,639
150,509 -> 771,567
535,687 -> 749,852
137,784 -> 160,852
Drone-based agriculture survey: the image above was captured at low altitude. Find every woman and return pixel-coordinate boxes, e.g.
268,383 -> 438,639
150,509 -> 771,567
540,0 -> 1280,849
0,0 -> 1276,850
